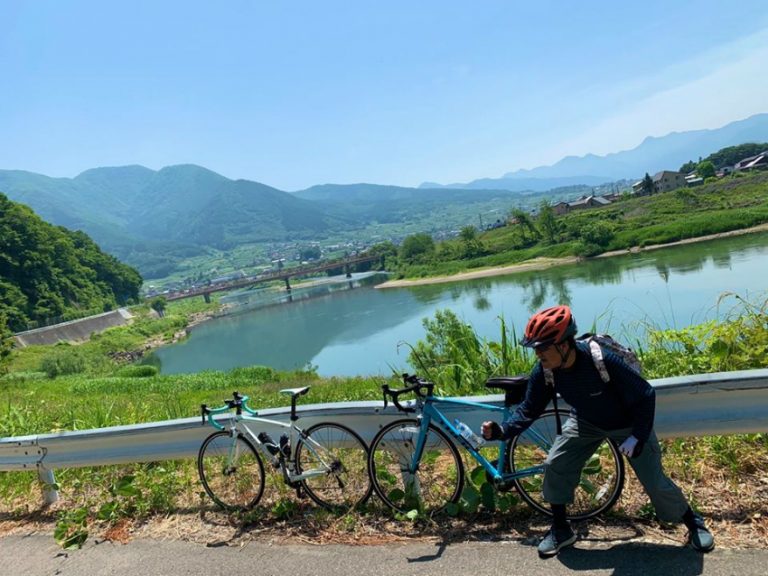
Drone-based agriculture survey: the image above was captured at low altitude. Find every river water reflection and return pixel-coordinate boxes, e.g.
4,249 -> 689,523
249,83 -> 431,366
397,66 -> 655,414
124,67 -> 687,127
150,232 -> 768,377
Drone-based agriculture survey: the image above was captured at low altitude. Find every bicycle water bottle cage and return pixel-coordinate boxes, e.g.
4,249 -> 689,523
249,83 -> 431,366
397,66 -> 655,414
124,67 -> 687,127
279,434 -> 291,458
485,376 -> 528,406
258,432 -> 280,456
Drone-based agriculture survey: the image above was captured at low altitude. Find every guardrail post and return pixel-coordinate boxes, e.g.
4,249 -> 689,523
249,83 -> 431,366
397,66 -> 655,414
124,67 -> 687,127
37,466 -> 59,506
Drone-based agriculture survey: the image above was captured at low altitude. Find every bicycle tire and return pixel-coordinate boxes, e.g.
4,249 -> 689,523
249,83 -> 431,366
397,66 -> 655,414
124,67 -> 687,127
294,422 -> 372,511
508,409 -> 625,521
368,419 -> 464,515
197,430 -> 265,511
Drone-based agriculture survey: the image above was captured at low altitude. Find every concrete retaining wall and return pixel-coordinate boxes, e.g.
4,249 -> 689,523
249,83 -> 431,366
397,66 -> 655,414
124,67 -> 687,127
13,308 -> 134,347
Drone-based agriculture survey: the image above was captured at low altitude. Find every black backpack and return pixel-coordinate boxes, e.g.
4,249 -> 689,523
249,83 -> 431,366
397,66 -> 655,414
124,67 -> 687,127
544,333 -> 641,433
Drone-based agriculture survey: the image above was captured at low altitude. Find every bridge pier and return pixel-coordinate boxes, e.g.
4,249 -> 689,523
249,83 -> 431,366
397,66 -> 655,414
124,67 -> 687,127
344,264 -> 352,278
203,292 -> 211,304
284,277 -> 292,291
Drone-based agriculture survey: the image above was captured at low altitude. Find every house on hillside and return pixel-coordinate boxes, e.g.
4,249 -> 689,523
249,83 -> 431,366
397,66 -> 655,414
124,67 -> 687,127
633,170 -> 685,195
552,201 -> 570,216
652,170 -> 685,193
567,195 -> 612,212
734,151 -> 768,172
632,180 -> 649,195
716,166 -> 733,178
685,172 -> 704,187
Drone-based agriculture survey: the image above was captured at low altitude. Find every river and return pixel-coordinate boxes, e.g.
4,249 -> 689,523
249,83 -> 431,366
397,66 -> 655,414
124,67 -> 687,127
149,231 -> 768,377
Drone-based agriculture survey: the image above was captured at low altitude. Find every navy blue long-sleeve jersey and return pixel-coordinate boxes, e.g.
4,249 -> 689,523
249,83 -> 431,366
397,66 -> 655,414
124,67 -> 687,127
501,342 -> 656,442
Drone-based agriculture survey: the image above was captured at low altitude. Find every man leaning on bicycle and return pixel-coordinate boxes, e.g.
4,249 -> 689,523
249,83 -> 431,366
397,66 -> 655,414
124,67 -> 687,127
481,305 -> 714,557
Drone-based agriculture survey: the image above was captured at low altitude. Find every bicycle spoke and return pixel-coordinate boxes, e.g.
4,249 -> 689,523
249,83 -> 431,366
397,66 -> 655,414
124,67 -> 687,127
295,423 -> 372,511
368,420 -> 463,515
197,431 -> 265,511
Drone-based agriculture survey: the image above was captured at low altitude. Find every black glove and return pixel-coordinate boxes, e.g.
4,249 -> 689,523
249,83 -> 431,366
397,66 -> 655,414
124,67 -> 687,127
483,421 -> 504,441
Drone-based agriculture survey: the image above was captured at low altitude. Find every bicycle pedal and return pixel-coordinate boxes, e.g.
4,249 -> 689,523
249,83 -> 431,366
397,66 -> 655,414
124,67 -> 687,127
295,485 -> 305,499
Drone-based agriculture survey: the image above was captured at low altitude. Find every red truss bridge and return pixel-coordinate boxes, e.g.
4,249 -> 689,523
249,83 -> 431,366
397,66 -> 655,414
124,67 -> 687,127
163,253 -> 383,302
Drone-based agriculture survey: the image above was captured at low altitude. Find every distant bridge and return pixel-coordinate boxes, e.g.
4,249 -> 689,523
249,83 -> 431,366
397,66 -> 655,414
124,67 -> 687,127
164,253 -> 383,302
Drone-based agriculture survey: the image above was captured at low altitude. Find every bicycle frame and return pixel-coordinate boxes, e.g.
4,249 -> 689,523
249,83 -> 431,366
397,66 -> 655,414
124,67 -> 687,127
410,394 -> 549,485
205,404 -> 336,484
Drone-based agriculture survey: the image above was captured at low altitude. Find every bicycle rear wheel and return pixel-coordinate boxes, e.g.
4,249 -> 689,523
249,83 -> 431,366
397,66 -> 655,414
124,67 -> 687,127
198,430 -> 265,511
508,409 -> 624,521
368,419 -> 464,515
294,422 -> 372,511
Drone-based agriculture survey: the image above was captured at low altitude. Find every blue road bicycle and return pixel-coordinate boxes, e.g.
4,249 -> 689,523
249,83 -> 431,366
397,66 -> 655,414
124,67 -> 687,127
367,374 -> 625,520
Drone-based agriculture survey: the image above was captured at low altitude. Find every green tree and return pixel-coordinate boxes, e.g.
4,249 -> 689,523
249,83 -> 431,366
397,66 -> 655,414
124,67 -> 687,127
0,313 -> 14,372
364,241 -> 398,270
399,233 -> 435,264
536,201 -> 559,244
706,143 -> 768,169
150,297 -> 167,318
679,160 -> 697,174
640,173 -> 655,195
510,208 -> 539,244
459,225 -> 477,243
580,220 -> 615,248
697,160 -> 716,179
299,246 -> 321,261
368,241 -> 398,259
459,226 -> 484,258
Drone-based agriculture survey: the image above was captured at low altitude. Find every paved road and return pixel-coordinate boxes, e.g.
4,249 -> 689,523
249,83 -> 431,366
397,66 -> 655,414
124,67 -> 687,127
1,535 -> 766,576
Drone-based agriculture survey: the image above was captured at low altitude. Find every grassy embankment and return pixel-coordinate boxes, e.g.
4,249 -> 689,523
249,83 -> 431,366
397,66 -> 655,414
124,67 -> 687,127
1,292 -> 767,548
394,171 -> 768,279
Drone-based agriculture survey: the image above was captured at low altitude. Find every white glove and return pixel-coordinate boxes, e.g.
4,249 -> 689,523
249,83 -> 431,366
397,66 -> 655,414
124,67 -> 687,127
619,435 -> 639,457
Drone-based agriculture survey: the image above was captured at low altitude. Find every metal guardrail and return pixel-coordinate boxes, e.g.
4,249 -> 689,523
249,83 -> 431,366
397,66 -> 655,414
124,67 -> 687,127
2,369 -> 767,505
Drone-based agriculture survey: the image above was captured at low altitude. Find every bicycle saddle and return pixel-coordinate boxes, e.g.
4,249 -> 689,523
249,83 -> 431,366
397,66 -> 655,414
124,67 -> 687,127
279,386 -> 311,398
485,376 -> 528,405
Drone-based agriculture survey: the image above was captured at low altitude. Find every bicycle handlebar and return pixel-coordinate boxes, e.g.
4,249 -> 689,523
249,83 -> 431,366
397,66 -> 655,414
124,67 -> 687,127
381,373 -> 434,413
200,391 -> 258,429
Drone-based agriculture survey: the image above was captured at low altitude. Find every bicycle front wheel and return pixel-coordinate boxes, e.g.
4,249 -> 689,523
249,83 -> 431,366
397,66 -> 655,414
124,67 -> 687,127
508,409 -> 625,521
368,419 -> 464,515
197,430 -> 265,511
294,422 -> 372,511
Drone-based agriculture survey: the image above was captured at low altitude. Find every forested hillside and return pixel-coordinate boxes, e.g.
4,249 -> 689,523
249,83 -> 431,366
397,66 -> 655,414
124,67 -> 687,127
0,193 -> 142,332
0,166 -> 535,279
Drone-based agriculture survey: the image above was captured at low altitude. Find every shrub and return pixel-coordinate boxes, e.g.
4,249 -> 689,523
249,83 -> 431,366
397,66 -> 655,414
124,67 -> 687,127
116,365 -> 159,378
41,347 -> 87,378
0,370 -> 47,383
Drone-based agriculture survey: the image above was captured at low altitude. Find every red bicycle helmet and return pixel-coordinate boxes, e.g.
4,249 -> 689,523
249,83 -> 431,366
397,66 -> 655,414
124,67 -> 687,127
521,305 -> 577,348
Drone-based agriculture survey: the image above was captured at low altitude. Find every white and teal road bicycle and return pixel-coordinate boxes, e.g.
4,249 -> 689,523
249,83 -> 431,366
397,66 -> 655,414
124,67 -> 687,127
199,388 -> 372,512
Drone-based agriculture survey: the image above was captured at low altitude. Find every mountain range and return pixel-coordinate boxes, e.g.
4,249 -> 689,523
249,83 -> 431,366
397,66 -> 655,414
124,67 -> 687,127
0,166 -> 522,279
421,113 -> 768,191
1,113 -> 766,280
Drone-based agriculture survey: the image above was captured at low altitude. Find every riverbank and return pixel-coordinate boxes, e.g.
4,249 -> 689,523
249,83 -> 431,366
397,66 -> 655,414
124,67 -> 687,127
377,222 -> 768,288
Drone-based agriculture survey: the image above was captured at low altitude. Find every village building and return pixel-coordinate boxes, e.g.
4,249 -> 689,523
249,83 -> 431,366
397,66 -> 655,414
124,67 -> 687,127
734,151 -> 768,172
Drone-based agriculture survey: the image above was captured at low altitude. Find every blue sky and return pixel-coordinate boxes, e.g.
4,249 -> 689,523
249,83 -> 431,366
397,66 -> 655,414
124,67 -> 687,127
2,1 -> 767,190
